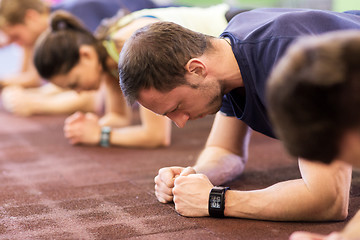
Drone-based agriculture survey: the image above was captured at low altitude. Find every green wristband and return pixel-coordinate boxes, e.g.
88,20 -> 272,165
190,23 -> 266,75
100,126 -> 111,147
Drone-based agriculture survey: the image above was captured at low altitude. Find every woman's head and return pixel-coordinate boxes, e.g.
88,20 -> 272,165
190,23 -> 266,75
34,10 -> 108,91
0,0 -> 49,46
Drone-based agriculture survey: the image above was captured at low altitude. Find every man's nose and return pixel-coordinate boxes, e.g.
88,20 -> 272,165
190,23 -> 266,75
167,112 -> 190,128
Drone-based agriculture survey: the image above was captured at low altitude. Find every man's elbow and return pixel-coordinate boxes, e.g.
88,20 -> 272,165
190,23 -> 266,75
305,160 -> 352,221
324,164 -> 352,221
329,196 -> 349,221
317,191 -> 349,221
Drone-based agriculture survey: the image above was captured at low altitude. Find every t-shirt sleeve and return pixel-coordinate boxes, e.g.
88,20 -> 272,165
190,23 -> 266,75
219,94 -> 235,117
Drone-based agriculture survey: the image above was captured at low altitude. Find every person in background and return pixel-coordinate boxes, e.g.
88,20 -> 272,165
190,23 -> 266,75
0,0 -> 157,116
266,30 -> 360,240
32,4 -> 239,148
0,29 -> 9,47
117,9 -> 360,222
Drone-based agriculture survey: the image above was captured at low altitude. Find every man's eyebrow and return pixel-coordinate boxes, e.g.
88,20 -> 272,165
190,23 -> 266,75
162,105 -> 178,116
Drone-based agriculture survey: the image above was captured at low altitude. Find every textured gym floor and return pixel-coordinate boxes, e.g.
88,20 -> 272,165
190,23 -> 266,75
0,101 -> 359,240
0,45 -> 359,240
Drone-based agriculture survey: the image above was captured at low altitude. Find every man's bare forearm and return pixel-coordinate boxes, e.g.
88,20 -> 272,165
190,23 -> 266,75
224,160 -> 352,221
194,146 -> 247,186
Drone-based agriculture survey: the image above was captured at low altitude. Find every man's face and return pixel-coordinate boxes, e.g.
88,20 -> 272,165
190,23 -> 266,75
137,76 -> 223,128
2,23 -> 38,47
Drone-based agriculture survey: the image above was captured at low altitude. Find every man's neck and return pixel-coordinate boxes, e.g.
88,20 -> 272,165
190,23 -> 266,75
210,38 -> 243,94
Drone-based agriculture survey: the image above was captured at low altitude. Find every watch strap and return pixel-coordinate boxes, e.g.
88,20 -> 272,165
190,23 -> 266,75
208,186 -> 230,218
100,126 -> 111,147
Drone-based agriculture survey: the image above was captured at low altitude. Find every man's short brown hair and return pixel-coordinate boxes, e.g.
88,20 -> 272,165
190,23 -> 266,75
0,0 -> 47,28
118,21 -> 214,105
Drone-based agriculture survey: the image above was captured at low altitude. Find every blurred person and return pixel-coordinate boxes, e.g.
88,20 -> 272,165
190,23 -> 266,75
32,4 -> 240,148
0,29 -> 9,46
267,30 -> 360,240
118,9 -> 360,221
0,0 -> 156,87
0,0 -> 157,117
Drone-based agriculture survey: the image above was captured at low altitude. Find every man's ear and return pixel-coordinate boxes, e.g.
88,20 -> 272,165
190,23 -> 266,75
185,58 -> 207,78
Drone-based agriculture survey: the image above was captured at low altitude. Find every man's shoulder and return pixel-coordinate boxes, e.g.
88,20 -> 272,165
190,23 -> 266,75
222,8 -> 355,42
221,8 -> 306,38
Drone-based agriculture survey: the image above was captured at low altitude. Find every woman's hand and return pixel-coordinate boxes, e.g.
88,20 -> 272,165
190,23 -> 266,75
64,112 -> 101,145
1,86 -> 34,116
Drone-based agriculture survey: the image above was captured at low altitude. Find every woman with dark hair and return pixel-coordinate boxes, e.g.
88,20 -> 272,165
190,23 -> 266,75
32,4 -> 232,148
0,0 -> 157,116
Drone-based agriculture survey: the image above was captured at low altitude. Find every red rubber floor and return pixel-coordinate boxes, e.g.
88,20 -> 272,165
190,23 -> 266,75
0,100 -> 358,240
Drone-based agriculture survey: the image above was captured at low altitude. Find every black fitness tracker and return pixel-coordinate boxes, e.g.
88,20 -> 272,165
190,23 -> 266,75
208,186 -> 230,218
100,126 -> 111,147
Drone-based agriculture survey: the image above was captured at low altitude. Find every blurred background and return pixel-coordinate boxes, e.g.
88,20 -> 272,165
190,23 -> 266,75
1,0 -> 359,78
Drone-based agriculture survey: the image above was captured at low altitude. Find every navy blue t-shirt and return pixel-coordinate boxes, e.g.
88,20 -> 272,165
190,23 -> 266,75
219,8 -> 360,138
52,0 -> 157,32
